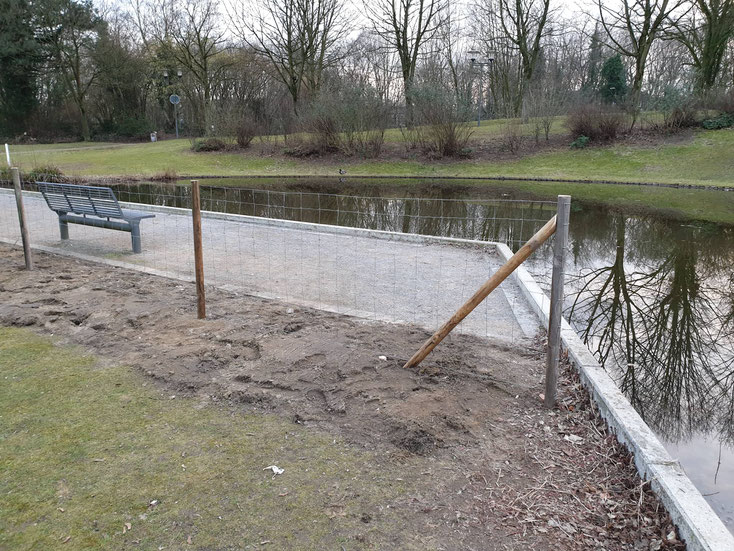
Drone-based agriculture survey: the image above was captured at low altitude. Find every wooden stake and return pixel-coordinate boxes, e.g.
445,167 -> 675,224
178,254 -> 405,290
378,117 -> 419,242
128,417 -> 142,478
545,195 -> 571,408
11,167 -> 33,270
403,215 -> 558,370
191,180 -> 206,319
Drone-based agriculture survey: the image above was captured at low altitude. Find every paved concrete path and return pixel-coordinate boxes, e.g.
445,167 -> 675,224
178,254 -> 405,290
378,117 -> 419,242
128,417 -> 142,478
0,191 -> 542,343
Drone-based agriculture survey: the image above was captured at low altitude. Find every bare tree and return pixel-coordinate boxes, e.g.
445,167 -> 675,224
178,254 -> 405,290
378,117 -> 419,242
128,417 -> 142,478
365,0 -> 448,123
667,0 -> 734,94
36,0 -> 105,141
231,0 -> 348,114
498,0 -> 555,116
470,1 -> 521,117
134,0 -> 229,134
437,8 -> 471,104
163,0 -> 228,133
597,0 -> 689,128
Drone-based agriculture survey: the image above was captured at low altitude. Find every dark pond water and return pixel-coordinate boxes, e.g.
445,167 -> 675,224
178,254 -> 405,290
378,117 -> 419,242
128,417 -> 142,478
109,178 -> 734,532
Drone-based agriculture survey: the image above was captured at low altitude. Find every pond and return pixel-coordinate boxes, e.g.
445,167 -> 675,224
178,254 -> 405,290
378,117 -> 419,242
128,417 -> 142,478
109,177 -> 734,533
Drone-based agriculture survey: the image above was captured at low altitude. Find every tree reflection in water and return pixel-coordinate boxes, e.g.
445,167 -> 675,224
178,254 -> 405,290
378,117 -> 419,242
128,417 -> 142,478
568,214 -> 734,444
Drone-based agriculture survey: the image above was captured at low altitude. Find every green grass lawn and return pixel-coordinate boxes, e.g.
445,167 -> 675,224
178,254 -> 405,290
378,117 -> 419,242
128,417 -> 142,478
9,127 -> 733,187
0,327 -> 411,550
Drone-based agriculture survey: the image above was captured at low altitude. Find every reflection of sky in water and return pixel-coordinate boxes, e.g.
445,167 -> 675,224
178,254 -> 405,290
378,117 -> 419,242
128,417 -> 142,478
665,437 -> 734,530
77,179 -> 734,532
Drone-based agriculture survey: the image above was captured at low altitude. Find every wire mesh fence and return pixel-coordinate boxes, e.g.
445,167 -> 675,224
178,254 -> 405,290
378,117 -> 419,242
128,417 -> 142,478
3,181 -> 556,248
0,174 -> 555,346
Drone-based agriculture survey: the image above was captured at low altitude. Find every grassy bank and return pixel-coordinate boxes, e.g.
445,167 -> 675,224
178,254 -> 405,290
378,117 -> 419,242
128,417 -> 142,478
11,127 -> 734,186
0,327 -> 409,550
8,126 -> 734,225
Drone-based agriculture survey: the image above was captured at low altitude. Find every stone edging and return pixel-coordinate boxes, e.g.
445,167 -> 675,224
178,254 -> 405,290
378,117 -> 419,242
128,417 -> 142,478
495,243 -> 734,551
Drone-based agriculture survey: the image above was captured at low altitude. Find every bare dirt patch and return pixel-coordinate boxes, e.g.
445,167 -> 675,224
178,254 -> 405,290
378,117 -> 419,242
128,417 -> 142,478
0,244 -> 685,550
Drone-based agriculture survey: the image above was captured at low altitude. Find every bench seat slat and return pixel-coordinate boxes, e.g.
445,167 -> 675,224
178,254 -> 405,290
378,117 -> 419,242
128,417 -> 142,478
67,196 -> 98,215
120,209 -> 156,220
37,181 -> 124,218
46,196 -> 72,211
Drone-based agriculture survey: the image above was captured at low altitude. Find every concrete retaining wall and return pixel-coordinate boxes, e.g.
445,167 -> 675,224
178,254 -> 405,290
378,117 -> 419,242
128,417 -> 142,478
496,243 -> 734,551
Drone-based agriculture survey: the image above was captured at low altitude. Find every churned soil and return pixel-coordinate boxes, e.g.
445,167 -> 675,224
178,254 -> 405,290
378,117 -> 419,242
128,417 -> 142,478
0,244 -> 685,550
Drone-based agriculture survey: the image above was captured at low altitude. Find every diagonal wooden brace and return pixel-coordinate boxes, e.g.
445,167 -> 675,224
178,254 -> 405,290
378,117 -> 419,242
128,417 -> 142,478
403,215 -> 558,370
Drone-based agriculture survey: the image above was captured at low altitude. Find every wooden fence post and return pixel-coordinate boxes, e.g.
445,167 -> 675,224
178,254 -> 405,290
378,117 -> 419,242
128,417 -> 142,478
191,180 -> 206,319
11,167 -> 33,270
545,195 -> 571,408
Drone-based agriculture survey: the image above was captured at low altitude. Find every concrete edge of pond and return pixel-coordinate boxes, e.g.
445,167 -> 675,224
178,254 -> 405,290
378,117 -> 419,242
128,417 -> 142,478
3,187 -> 731,549
496,242 -> 734,551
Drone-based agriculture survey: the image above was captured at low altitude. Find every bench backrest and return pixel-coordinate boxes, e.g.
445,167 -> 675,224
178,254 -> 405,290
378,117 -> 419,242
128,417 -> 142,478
36,182 -> 124,219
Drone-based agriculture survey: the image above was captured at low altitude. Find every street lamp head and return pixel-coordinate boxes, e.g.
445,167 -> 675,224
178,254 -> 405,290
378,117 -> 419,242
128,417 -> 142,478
177,69 -> 183,78
162,70 -> 169,78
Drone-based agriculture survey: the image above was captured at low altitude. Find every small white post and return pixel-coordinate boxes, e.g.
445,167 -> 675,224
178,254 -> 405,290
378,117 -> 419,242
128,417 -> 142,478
545,195 -> 571,408
11,167 -> 33,270
4,144 -> 10,167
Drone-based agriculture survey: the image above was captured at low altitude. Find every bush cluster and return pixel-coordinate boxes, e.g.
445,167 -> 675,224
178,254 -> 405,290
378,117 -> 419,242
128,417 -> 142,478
191,137 -> 227,152
288,84 -> 389,158
27,164 -> 64,181
566,104 -> 624,142
411,84 -> 474,158
702,114 -> 734,130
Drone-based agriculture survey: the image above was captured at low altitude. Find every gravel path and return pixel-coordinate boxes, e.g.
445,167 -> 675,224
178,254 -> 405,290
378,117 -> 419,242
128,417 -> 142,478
0,190 -> 542,343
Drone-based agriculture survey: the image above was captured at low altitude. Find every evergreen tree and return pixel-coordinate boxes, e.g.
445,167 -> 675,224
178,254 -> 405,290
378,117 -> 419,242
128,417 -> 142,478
34,0 -> 105,141
583,27 -> 603,98
0,0 -> 40,136
599,54 -> 627,105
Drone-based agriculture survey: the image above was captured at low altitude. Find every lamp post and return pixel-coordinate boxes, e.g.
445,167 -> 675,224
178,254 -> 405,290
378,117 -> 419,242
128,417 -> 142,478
468,50 -> 495,127
164,69 -> 183,138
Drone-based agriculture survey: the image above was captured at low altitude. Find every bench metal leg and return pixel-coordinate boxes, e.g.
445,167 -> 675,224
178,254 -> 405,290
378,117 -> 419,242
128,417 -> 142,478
130,222 -> 142,253
59,216 -> 69,240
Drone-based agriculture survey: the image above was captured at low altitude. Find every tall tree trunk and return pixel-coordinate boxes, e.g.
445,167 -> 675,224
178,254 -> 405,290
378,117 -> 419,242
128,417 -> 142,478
78,99 -> 91,141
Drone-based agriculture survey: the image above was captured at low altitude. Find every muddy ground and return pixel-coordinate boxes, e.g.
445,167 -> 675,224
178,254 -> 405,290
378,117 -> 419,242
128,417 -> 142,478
0,244 -> 685,550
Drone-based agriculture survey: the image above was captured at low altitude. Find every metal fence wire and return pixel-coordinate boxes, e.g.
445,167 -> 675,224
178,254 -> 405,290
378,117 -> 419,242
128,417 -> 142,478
0,175 -> 555,348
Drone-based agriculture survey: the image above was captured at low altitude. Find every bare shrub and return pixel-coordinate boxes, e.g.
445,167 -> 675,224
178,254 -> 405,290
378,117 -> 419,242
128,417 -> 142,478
236,113 -> 261,149
353,128 -> 386,158
712,90 -> 734,114
297,83 -> 389,157
502,121 -> 522,154
150,168 -> 178,181
282,133 -> 320,157
664,105 -> 698,130
526,81 -> 566,145
651,89 -> 699,132
399,125 -> 420,152
412,84 -> 474,158
566,104 -> 625,142
305,110 -> 340,153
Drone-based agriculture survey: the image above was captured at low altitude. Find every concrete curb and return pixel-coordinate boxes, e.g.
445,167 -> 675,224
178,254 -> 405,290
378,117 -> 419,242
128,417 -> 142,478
495,243 -> 734,551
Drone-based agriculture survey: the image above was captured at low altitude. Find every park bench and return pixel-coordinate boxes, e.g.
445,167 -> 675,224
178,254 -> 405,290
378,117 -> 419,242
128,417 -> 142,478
36,182 -> 155,253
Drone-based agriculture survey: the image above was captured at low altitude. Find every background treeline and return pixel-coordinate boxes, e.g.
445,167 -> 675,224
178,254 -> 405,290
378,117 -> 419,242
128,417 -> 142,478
1,0 -> 733,150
